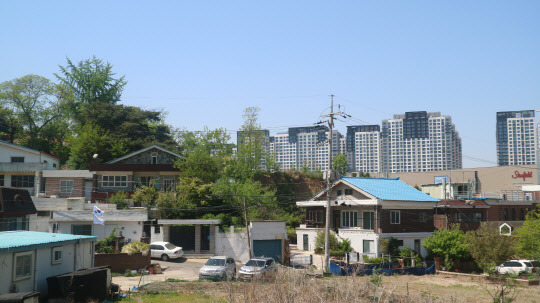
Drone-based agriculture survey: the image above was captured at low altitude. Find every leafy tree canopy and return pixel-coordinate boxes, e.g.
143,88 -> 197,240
333,154 -> 348,176
422,225 -> 470,262
465,223 -> 516,273
515,208 -> 540,260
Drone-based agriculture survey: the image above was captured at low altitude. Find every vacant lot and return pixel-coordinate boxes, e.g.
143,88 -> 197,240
131,272 -> 540,303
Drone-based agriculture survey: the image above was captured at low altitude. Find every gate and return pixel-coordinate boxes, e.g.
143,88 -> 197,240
253,239 -> 283,263
170,225 -> 195,251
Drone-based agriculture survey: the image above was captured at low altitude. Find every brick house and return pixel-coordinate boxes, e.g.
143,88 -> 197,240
296,177 -> 439,257
434,198 -> 537,232
89,144 -> 181,203
42,170 -> 94,200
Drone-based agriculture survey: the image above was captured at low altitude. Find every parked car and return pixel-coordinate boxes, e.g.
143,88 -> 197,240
495,260 -> 535,275
199,256 -> 237,280
149,242 -> 183,261
238,257 -> 277,280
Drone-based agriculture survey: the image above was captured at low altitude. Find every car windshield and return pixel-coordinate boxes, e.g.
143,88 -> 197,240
164,243 -> 177,250
245,260 -> 265,267
206,259 -> 226,266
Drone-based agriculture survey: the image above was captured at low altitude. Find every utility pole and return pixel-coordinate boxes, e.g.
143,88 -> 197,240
243,197 -> 252,259
319,94 -> 348,271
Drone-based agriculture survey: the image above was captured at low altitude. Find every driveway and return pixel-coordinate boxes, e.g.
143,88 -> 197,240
112,257 -> 208,291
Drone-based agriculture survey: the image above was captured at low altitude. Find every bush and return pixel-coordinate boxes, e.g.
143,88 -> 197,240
96,229 -> 117,253
364,257 -> 384,263
314,230 -> 339,255
121,241 -> 150,256
108,191 -> 129,209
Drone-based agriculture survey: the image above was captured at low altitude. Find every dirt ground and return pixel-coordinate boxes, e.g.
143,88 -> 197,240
137,272 -> 540,303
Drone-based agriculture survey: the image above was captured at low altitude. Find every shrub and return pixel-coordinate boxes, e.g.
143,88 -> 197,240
121,241 -> 150,256
96,229 -> 117,253
108,190 -> 129,209
314,230 -> 339,255
364,257 -> 384,263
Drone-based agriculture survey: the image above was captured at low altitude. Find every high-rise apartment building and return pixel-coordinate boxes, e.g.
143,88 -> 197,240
267,126 -> 343,171
496,110 -> 537,166
381,111 -> 462,173
346,125 -> 381,174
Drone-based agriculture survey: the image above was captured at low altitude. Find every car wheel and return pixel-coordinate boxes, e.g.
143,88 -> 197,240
161,254 -> 170,261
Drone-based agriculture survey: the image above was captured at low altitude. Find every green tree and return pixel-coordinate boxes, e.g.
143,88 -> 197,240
422,225 -> 470,269
0,74 -> 73,153
515,208 -> 540,260
56,56 -> 127,118
465,223 -> 516,273
0,106 -> 23,142
132,180 -> 160,207
234,107 -> 266,180
333,154 -> 348,176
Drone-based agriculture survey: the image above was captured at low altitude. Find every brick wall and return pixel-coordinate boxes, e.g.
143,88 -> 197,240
45,177 -> 85,198
379,208 -> 434,233
94,252 -> 151,273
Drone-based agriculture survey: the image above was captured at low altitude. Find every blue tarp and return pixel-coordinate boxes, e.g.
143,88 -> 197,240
329,261 -> 436,276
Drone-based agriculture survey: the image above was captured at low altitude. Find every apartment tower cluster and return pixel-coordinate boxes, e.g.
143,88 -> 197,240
237,110 -> 538,174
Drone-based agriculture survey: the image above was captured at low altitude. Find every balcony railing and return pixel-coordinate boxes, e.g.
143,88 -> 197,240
0,162 -> 46,172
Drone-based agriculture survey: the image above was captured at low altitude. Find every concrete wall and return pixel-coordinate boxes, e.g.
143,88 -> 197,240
295,227 -> 320,252
215,228 -> 250,263
0,144 -> 40,162
45,177 -> 85,198
0,241 -> 94,296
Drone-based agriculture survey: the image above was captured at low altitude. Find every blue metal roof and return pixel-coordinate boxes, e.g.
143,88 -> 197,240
341,177 -> 440,202
0,231 -> 96,254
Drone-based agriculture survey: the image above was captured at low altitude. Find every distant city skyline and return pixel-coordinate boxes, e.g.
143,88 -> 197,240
1,1 -> 539,168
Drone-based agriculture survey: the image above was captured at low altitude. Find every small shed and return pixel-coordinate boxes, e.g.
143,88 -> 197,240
0,231 -> 96,297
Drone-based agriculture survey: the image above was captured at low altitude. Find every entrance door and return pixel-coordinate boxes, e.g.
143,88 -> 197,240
170,225 -> 195,251
333,210 -> 341,232
253,240 -> 283,263
303,234 -> 309,250
201,225 -> 210,251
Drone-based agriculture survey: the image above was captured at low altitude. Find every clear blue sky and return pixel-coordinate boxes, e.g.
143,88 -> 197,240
1,1 -> 539,168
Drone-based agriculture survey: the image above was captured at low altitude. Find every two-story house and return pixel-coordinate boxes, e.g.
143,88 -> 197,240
296,177 -> 439,257
89,144 -> 181,204
0,140 -> 60,195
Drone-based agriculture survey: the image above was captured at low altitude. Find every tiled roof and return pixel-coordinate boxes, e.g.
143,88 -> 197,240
106,143 -> 181,164
0,231 -> 96,253
341,177 -> 440,202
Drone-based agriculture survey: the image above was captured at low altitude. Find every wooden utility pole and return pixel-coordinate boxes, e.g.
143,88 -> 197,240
244,197 -> 252,258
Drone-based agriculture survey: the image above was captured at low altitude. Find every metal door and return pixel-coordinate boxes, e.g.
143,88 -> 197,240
303,234 -> 309,250
170,225 -> 195,251
253,240 -> 282,263
201,225 -> 210,251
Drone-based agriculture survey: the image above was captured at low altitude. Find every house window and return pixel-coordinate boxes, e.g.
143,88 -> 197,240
137,176 -> 152,187
11,175 -> 35,188
363,211 -> 374,230
37,211 -> 51,217
363,240 -> 374,254
336,190 -> 342,198
60,180 -> 74,193
307,210 -> 324,224
0,175 -> 4,186
390,210 -> 401,224
13,252 -> 33,280
511,208 -> 516,221
520,209 -> 525,221
11,157 -> 25,163
397,240 -> 404,246
102,176 -> 127,187
418,212 -> 428,222
472,213 -> 482,222
72,224 -> 92,236
155,226 -> 160,234
52,247 -> 62,264
151,152 -> 158,164
503,208 -> 509,221
163,177 -> 175,191
341,211 -> 358,228
344,189 -> 353,196
53,163 -> 57,168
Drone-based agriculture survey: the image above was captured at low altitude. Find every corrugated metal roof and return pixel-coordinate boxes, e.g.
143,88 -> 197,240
341,177 -> 440,202
0,231 -> 96,253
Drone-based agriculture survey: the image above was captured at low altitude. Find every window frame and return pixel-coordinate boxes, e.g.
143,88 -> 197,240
60,180 -> 74,194
101,175 -> 128,188
13,251 -> 33,281
341,211 -> 358,228
11,157 -> 25,163
52,247 -> 63,265
0,174 -> 4,187
11,175 -> 35,188
71,224 -> 92,236
362,211 -> 375,230
390,210 -> 401,224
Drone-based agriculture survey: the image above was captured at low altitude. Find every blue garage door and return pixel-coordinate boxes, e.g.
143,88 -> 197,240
253,240 -> 282,263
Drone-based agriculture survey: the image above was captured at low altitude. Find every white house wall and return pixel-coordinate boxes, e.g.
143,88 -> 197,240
0,144 -> 40,162
56,221 -> 143,242
215,228 -> 250,263
295,227 -> 320,252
